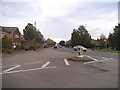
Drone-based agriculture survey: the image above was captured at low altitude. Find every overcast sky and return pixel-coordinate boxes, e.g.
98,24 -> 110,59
0,0 -> 119,43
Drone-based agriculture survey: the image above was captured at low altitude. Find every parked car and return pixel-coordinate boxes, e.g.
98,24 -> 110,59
73,45 -> 87,52
23,45 -> 30,51
53,45 -> 58,49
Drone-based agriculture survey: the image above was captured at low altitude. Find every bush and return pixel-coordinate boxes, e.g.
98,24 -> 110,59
30,45 -> 38,50
2,35 -> 13,49
15,43 -> 21,50
2,48 -> 13,53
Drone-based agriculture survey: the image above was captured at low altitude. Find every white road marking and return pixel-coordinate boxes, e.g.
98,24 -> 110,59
1,61 -> 43,68
102,57 -> 109,60
85,55 -> 98,61
41,61 -> 50,69
84,59 -> 113,64
64,59 -> 69,66
3,65 -> 21,73
84,61 -> 98,64
102,57 -> 114,60
0,66 -> 56,75
1,64 -> 19,68
97,59 -> 113,63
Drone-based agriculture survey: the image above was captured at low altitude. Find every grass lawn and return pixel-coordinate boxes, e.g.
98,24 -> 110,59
95,49 -> 120,53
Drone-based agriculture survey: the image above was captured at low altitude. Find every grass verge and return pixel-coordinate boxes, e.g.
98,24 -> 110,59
95,49 -> 120,53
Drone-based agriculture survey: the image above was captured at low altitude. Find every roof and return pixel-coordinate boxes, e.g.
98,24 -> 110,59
1,26 -> 18,33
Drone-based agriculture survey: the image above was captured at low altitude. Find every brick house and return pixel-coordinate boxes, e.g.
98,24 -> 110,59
1,26 -> 25,48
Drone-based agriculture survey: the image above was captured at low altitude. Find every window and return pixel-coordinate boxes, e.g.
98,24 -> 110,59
14,34 -> 19,38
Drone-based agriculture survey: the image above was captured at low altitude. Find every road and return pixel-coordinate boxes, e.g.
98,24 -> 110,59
1,48 -> 118,88
55,47 -> 119,59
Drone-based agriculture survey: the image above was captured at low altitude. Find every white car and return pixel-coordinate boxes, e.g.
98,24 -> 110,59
73,45 -> 87,52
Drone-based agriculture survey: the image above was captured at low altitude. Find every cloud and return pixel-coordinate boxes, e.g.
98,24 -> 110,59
0,0 -> 118,42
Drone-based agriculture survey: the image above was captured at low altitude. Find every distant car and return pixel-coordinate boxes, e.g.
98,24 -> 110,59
73,45 -> 87,52
53,45 -> 58,49
58,45 -> 62,48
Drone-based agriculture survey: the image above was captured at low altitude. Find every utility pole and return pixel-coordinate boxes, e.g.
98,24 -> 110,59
34,22 -> 36,28
34,22 -> 36,40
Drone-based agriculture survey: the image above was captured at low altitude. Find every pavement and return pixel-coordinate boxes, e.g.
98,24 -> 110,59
1,48 -> 118,88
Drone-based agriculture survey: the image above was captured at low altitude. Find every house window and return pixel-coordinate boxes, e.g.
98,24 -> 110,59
14,34 -> 19,38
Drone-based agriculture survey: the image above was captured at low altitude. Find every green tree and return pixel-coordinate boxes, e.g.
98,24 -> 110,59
108,24 -> 120,50
2,35 -> 13,49
66,39 -> 71,47
23,23 -> 44,44
59,40 -> 65,46
47,38 -> 56,46
35,30 -> 44,44
99,33 -> 107,49
71,25 -> 91,48
23,23 -> 36,40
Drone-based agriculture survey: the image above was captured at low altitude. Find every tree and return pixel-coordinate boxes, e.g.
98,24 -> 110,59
23,23 -> 44,44
35,30 -> 44,44
108,24 -> 120,50
46,38 -> 56,46
23,23 -> 36,40
66,39 -> 71,47
59,40 -> 65,46
2,35 -> 13,49
99,33 -> 107,49
71,25 -> 92,48
71,29 -> 80,47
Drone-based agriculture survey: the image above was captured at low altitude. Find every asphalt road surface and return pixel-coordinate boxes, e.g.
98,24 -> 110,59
1,48 -> 118,88
55,47 -> 119,59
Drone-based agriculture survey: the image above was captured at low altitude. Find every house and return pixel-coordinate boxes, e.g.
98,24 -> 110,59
1,26 -> 25,48
91,39 -> 101,49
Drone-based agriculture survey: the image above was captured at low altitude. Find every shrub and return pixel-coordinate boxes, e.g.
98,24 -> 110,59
15,43 -> 21,50
30,45 -> 38,50
2,48 -> 13,54
2,35 -> 13,49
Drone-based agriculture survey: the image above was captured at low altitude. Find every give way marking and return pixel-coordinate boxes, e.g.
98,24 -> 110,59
3,65 -> 21,73
0,61 -> 56,75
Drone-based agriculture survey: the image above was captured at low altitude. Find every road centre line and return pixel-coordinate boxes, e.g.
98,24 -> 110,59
64,59 -> 69,66
0,66 -> 56,75
3,65 -> 21,73
41,61 -> 50,69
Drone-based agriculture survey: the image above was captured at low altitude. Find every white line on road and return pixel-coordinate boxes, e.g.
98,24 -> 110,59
3,65 -> 21,73
1,61 -> 43,68
84,61 -> 98,64
102,57 -> 113,60
64,59 -> 69,66
84,59 -> 113,64
102,57 -> 109,60
85,55 -> 98,61
0,66 -> 56,75
41,61 -> 50,69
